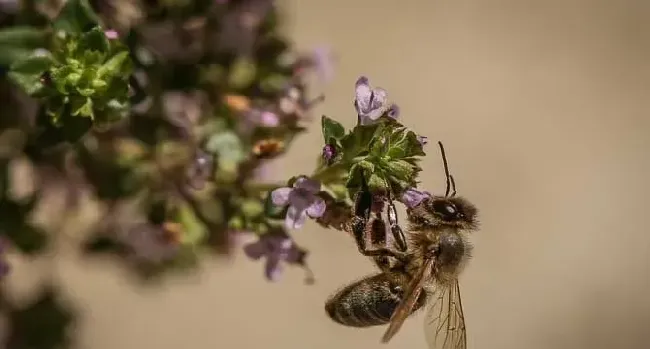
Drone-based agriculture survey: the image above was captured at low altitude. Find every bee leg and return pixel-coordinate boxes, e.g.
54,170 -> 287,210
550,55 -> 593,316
387,199 -> 408,252
351,173 -> 406,262
351,215 -> 405,262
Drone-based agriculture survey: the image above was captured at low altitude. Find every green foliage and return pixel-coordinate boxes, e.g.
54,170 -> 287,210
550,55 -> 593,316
8,26 -> 133,139
52,0 -> 101,34
317,117 -> 425,197
0,0 -> 331,346
5,0 -> 132,143
0,26 -> 48,66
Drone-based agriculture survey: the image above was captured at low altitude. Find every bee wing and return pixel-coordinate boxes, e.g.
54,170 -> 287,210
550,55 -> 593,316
380,258 -> 435,343
424,279 -> 467,349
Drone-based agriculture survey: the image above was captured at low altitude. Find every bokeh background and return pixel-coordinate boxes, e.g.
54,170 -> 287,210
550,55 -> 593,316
4,0 -> 650,348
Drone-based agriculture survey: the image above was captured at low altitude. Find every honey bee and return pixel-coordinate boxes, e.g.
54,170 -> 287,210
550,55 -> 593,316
325,141 -> 479,348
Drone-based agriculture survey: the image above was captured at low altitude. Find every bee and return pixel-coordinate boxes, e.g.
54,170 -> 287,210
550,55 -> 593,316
325,141 -> 479,348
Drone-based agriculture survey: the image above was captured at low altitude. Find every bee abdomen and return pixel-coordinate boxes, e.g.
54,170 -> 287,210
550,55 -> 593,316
325,272 -> 421,328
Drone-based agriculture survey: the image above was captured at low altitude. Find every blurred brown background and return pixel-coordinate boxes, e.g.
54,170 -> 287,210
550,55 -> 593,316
5,0 -> 650,348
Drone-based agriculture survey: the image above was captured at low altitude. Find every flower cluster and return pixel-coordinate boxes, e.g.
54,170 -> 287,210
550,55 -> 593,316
269,76 -> 433,238
0,1 -> 332,346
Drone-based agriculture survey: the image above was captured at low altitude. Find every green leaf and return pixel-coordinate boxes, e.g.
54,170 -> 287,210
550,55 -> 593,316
97,51 -> 130,78
70,96 -> 94,118
387,127 -> 425,159
340,123 -> 381,160
52,0 -> 101,34
177,204 -> 206,245
77,27 -> 110,54
321,115 -> 346,144
367,173 -> 388,192
240,199 -> 264,218
325,183 -> 350,201
7,54 -> 54,95
381,159 -> 416,183
205,131 -> 247,163
0,27 -> 47,66
345,163 -> 364,189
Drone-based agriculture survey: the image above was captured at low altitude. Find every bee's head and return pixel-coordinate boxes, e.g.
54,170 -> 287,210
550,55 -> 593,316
422,196 -> 479,231
406,141 -> 479,231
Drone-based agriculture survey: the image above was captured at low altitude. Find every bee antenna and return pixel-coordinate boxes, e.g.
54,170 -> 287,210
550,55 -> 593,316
438,141 -> 452,197
450,175 -> 457,197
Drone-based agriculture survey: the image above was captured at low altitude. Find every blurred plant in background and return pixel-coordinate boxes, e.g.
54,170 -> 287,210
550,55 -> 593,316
0,0 -> 333,347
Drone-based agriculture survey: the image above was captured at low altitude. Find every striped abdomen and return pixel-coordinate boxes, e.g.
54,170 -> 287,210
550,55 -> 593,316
325,272 -> 427,327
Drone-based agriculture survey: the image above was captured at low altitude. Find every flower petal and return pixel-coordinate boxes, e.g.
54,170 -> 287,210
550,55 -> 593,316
387,104 -> 400,119
264,255 -> 284,281
285,245 -> 307,265
259,111 -> 280,127
294,176 -> 321,193
355,76 -> 372,110
369,88 -> 388,110
243,240 -> 266,260
271,187 -> 292,206
306,197 -> 326,218
401,188 -> 430,208
285,205 -> 308,229
313,46 -> 335,83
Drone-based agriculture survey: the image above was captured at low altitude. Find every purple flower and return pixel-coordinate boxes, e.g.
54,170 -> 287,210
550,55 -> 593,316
417,135 -> 429,146
401,188 -> 432,208
271,176 -> 326,229
186,150 -> 214,190
354,76 -> 391,125
322,144 -> 336,163
104,30 -> 119,40
243,233 -> 307,281
124,223 -> 181,264
310,46 -> 335,83
387,104 -> 400,119
246,108 -> 280,127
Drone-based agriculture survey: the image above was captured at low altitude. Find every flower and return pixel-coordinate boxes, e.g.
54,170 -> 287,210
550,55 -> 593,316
387,104 -> 400,119
271,176 -> 326,229
300,46 -> 335,84
354,76 -> 391,125
400,188 -> 432,208
417,135 -> 429,146
243,233 -> 308,281
322,144 -> 336,163
246,108 -> 280,127
123,222 -> 181,264
104,30 -> 119,40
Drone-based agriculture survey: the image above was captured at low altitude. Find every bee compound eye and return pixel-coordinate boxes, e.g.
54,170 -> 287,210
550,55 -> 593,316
445,204 -> 456,214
